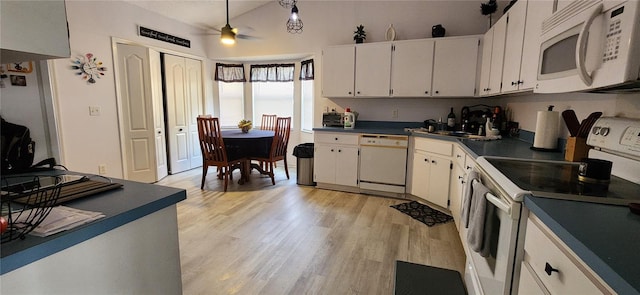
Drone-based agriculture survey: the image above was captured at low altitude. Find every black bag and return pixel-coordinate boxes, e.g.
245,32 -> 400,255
1,118 -> 36,174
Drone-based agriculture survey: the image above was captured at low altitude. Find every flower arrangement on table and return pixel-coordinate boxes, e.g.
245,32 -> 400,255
238,119 -> 253,133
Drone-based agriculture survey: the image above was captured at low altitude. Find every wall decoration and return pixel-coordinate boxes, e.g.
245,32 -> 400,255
5,62 -> 33,74
10,75 -> 27,86
70,53 -> 107,84
138,26 -> 191,48
0,65 -> 6,88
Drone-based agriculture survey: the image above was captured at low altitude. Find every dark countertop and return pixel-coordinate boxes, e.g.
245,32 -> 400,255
525,197 -> 640,294
0,171 -> 186,275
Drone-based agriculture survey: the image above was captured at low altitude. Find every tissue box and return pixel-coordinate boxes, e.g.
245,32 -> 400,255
564,137 -> 590,162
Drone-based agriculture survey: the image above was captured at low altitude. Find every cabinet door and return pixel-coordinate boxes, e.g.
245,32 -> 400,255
411,151 -> 430,200
428,155 -> 451,208
517,262 -> 548,295
432,36 -> 480,97
355,43 -> 392,97
449,163 -> 465,230
479,28 -> 494,96
391,40 -> 434,97
488,17 -> 507,95
314,144 -> 337,184
501,0 -> 528,93
335,146 -> 359,187
322,46 -> 355,97
519,0 -> 554,90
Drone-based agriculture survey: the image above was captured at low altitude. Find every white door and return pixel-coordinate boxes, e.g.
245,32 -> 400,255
185,58 -> 203,169
116,43 -> 164,183
150,52 -> 168,180
164,54 -> 190,174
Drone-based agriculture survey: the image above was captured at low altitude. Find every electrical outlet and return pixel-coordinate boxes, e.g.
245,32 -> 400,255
98,164 -> 107,175
392,109 -> 398,119
89,106 -> 101,116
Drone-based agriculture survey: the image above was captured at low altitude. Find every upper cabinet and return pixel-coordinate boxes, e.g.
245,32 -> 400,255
355,42 -> 392,97
431,36 -> 481,97
322,45 -> 356,97
501,0 -> 555,93
322,36 -> 480,98
391,39 -> 434,97
0,0 -> 70,63
480,0 -> 555,96
480,16 -> 507,96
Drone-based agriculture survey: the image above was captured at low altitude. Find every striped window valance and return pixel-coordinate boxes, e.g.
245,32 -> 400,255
249,63 -> 295,82
299,59 -> 314,80
214,63 -> 246,82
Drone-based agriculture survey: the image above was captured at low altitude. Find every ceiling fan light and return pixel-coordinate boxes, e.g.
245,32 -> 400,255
278,0 -> 297,9
220,24 -> 236,45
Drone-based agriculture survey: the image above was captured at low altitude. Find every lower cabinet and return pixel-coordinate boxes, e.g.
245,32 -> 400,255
516,213 -> 613,294
313,132 -> 359,189
409,138 -> 452,208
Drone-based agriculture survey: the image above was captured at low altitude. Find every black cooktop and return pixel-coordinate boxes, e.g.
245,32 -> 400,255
486,158 -> 640,205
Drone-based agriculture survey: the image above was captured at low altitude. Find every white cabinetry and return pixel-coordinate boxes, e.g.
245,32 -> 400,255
516,214 -> 614,294
391,39 -> 435,97
432,36 -> 481,97
0,0 -> 70,63
479,16 -> 507,96
409,138 -> 452,208
314,132 -> 359,190
355,43 -> 392,97
501,0 -> 554,93
322,36 -> 480,98
322,45 -> 355,97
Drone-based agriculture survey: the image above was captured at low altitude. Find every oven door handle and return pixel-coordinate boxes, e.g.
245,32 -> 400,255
486,192 -> 512,218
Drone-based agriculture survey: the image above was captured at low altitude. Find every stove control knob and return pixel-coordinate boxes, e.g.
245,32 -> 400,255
592,126 -> 601,135
600,127 -> 610,136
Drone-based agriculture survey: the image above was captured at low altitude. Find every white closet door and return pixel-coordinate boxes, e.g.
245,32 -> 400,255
150,52 -> 168,180
164,54 -> 191,174
116,43 -> 161,183
185,58 -> 203,169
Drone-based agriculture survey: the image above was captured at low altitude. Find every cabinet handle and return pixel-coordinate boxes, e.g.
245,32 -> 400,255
158,131 -> 161,134
466,166 -> 472,170
456,155 -> 462,158
518,80 -> 524,84
544,262 -> 559,276
348,91 -> 352,95
511,81 -> 517,86
357,91 -> 361,94
335,137 -> 338,140
458,176 -> 464,180
338,149 -> 342,152
425,91 -> 429,94
424,159 -> 428,162
331,149 -> 334,152
431,160 -> 436,164
435,91 -> 439,94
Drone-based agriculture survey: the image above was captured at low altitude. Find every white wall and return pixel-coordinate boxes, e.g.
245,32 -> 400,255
50,1 -> 212,178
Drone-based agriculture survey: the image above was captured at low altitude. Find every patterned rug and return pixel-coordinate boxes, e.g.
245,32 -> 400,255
390,201 -> 453,227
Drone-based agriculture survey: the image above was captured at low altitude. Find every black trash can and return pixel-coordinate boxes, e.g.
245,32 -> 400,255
293,143 -> 315,186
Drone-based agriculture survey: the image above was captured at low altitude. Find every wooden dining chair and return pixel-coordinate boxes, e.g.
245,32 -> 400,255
260,114 -> 277,131
252,117 -> 291,185
197,117 -> 243,192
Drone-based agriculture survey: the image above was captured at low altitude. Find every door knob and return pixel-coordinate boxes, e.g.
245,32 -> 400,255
179,128 -> 183,132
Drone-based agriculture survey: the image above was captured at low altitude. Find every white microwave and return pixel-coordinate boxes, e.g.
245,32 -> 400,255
535,0 -> 640,93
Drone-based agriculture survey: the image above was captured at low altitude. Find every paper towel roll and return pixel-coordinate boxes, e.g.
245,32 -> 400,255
533,110 -> 559,149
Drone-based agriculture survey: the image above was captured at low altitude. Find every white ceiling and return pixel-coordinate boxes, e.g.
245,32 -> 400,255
123,0 -> 272,31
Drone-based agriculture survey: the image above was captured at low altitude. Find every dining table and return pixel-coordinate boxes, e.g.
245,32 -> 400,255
222,129 -> 274,184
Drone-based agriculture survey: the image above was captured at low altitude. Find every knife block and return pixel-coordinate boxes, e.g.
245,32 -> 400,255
565,137 -> 590,162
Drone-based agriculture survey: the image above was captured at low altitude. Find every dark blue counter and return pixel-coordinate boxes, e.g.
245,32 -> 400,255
0,172 -> 186,275
525,196 -> 640,294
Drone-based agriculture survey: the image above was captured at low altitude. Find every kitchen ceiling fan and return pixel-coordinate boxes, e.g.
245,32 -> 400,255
206,0 -> 259,45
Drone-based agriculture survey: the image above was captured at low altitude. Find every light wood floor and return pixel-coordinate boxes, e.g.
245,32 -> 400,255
157,166 -> 466,295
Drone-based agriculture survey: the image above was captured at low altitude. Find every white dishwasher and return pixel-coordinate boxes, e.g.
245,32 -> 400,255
358,134 -> 408,196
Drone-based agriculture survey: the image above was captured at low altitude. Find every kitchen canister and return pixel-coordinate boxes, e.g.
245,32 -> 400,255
532,105 -> 559,151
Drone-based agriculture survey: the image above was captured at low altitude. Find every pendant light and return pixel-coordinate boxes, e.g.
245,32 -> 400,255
286,5 -> 303,34
220,0 -> 236,45
278,0 -> 297,9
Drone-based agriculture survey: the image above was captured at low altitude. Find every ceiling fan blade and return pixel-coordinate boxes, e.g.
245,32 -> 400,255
237,34 -> 261,40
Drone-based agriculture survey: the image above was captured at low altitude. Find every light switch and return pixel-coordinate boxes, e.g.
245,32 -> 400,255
89,106 -> 101,116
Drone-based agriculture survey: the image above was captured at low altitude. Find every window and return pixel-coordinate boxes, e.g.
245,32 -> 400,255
300,59 -> 314,131
252,82 -> 294,128
218,82 -> 244,127
301,80 -> 313,131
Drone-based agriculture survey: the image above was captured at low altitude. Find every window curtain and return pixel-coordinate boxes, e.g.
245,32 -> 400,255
299,59 -> 314,80
214,63 -> 246,82
249,63 -> 295,82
